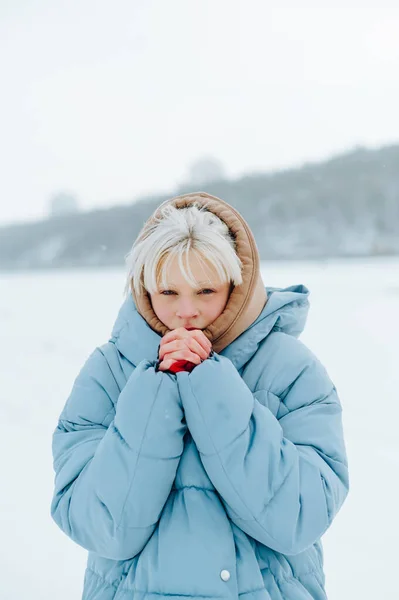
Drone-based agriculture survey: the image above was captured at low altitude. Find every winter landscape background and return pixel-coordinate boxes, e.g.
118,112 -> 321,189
2,2 -> 399,597
1,257 -> 397,599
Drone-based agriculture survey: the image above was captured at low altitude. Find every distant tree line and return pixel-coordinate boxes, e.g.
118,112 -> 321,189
0,144 -> 398,270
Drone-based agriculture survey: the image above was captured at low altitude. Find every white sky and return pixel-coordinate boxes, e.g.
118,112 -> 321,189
1,0 -> 399,225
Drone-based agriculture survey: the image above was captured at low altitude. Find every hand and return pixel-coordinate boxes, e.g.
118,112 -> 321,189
158,327 -> 212,372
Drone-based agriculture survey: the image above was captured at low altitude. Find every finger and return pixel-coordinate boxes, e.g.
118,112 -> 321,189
157,359 -> 171,372
158,359 -> 174,372
161,337 -> 202,359
161,350 -> 202,365
166,350 -> 202,364
161,328 -> 212,355
185,337 -> 209,360
160,336 -> 209,361
159,339 -> 184,360
160,328 -> 189,345
189,330 -> 212,353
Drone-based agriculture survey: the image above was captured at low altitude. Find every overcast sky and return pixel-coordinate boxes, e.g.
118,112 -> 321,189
1,0 -> 399,225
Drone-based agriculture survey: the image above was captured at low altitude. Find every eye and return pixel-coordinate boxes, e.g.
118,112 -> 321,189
159,289 -> 215,296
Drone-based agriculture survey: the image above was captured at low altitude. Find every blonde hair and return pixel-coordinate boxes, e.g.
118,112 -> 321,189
124,201 -> 243,297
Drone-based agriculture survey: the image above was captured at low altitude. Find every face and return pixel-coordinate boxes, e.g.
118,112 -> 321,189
149,252 -> 232,331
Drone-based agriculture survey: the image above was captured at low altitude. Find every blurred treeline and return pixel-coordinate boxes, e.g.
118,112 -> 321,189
1,144 -> 398,270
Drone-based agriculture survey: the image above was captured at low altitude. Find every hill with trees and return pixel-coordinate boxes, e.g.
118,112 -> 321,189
1,144 -> 398,270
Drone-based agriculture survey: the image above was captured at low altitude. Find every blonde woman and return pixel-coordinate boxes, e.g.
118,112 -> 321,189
51,192 -> 349,600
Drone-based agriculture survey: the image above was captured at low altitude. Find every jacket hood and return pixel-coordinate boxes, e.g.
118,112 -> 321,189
129,191 -> 267,354
221,284 -> 310,369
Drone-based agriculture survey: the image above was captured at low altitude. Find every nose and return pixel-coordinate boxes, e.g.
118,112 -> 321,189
175,297 -> 199,319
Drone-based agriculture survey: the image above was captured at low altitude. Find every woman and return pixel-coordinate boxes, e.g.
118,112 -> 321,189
51,192 -> 349,600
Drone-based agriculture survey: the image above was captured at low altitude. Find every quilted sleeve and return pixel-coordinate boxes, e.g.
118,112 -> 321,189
176,341 -> 349,556
51,347 -> 185,560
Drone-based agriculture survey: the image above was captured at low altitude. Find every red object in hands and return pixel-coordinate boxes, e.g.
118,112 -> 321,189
166,360 -> 196,373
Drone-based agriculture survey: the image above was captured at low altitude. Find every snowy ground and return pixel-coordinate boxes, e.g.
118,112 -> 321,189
1,258 -> 398,599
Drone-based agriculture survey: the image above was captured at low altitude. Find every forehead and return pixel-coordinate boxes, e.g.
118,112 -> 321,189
158,252 -> 222,286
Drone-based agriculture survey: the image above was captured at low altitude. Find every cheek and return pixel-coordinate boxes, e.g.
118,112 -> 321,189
152,300 -> 179,327
208,296 -> 229,317
151,298 -> 169,316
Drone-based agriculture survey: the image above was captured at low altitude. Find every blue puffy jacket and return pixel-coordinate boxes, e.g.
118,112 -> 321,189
51,284 -> 349,600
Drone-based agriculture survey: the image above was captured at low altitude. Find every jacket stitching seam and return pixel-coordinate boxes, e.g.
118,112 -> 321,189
200,422 -> 251,457
97,346 -> 122,394
274,567 -> 321,585
87,568 -> 224,596
85,567 -> 119,589
115,375 -> 164,530
85,565 -> 322,593
170,485 -> 217,492
239,587 -> 269,596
